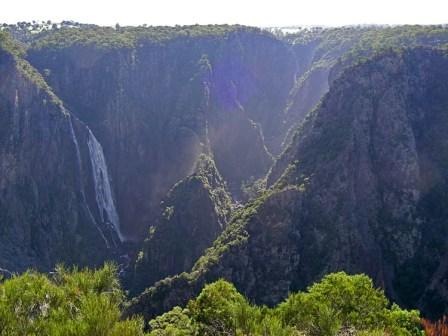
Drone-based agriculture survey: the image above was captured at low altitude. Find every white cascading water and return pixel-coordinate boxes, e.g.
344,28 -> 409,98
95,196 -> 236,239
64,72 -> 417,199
68,117 -> 109,246
87,129 -> 123,241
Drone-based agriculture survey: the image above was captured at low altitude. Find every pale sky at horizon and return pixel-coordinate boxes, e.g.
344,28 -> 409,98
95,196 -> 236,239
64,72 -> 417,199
1,0 -> 447,27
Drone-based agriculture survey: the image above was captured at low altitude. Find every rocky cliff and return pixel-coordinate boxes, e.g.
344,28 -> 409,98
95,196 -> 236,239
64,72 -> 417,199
271,46 -> 448,318
26,27 -> 296,239
125,47 -> 448,321
20,25 -> 448,242
282,26 -> 448,148
129,154 -> 232,294
0,33 -> 121,271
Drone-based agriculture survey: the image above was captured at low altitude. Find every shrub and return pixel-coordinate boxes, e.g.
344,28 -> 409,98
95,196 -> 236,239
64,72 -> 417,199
0,263 -> 148,336
187,280 -> 247,334
147,272 -> 422,336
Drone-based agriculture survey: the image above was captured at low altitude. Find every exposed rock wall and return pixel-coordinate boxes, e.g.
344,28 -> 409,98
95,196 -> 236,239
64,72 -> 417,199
126,48 -> 448,320
28,30 -> 296,238
129,154 -> 232,294
0,45 -> 119,271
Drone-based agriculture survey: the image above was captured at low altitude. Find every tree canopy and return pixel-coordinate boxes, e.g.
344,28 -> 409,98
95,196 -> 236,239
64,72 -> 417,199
149,272 -> 423,336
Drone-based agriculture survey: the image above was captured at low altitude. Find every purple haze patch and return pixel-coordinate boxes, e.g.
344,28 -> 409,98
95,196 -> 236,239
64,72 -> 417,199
210,56 -> 258,111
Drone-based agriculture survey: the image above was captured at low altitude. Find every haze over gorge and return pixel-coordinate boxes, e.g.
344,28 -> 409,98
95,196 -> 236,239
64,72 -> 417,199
1,21 -> 448,335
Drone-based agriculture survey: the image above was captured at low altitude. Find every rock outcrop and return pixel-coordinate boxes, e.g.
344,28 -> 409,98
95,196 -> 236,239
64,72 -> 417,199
129,154 -> 232,294
125,47 -> 448,321
0,34 -> 121,271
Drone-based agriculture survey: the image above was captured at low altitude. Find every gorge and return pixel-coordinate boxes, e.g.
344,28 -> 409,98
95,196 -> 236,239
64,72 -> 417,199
1,23 -> 448,328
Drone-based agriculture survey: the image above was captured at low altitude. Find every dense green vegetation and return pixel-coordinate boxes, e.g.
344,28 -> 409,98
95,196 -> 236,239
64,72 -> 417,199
27,24 -> 264,50
190,188 -> 274,273
1,21 -> 272,51
0,30 -> 63,105
0,264 -> 421,335
0,264 -> 147,335
0,30 -> 25,57
350,25 -> 448,53
283,25 -> 448,77
148,272 -> 422,336
1,20 -> 83,43
287,25 -> 448,52
23,24 -> 448,63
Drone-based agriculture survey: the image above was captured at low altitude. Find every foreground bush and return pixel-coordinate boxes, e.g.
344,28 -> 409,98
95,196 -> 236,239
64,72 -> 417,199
0,263 -> 148,336
149,272 -> 423,336
0,267 -> 423,335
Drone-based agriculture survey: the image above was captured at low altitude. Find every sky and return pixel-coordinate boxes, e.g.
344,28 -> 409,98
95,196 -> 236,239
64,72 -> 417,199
1,0 -> 447,27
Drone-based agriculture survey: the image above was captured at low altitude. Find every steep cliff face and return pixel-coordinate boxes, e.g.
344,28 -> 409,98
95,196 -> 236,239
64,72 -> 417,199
129,154 -> 232,294
281,28 -> 371,148
276,48 -> 448,316
0,37 -> 121,271
271,47 -> 448,317
126,47 -> 448,321
27,27 -> 296,238
282,26 -> 448,148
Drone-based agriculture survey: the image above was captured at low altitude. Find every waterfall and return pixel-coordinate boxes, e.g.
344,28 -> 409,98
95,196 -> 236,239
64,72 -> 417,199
87,129 -> 123,242
68,116 -> 109,246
